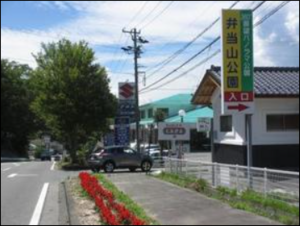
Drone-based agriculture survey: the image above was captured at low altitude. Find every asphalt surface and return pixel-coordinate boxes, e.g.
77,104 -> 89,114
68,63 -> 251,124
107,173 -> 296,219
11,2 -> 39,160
1,161 -> 78,225
107,172 -> 281,225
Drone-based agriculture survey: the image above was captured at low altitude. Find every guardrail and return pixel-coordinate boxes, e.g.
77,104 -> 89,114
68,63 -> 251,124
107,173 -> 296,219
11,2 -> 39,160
164,158 -> 299,206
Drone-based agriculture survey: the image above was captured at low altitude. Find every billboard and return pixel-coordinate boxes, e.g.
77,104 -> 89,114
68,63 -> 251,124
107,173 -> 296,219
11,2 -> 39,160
222,10 -> 254,115
158,123 -> 190,141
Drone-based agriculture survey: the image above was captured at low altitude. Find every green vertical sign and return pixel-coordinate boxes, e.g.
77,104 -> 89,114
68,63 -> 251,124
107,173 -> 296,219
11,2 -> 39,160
241,10 -> 254,92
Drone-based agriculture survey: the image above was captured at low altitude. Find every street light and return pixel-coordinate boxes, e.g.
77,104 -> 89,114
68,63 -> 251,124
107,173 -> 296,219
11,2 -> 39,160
177,110 -> 186,160
178,109 -> 186,123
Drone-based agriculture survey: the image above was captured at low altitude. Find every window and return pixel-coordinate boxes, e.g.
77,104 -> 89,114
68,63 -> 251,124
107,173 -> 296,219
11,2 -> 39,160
148,109 -> 153,118
267,114 -> 299,132
124,148 -> 136,155
113,148 -> 124,154
220,116 -> 233,132
140,110 -> 145,119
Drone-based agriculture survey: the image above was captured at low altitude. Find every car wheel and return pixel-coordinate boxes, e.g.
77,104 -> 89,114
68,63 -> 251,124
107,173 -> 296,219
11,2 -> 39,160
141,161 -> 152,172
104,162 -> 115,173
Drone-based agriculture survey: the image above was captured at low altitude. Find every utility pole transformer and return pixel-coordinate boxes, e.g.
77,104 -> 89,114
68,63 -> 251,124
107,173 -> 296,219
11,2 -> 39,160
122,28 -> 149,153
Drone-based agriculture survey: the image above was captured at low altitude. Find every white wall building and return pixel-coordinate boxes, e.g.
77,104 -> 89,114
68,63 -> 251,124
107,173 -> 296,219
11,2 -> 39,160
193,66 -> 299,171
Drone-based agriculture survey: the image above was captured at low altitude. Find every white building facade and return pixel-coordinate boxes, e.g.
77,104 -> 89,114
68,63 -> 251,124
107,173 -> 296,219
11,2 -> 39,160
193,66 -> 299,171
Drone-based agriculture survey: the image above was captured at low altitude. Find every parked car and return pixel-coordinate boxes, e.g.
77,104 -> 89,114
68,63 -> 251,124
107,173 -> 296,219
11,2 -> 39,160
41,150 -> 51,161
143,144 -> 160,153
87,146 -> 154,173
53,154 -> 61,162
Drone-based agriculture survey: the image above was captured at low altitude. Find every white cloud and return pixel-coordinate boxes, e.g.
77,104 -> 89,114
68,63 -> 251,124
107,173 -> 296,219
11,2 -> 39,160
53,1 -> 70,11
1,1 -> 299,104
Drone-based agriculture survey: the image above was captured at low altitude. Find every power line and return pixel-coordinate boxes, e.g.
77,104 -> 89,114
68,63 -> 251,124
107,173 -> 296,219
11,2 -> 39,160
140,1 -> 266,93
135,2 -> 163,29
110,2 -> 150,81
140,49 -> 221,94
141,1 -> 175,30
255,1 -> 291,27
143,1 -> 241,81
126,2 -> 150,29
145,1 -> 219,55
140,37 -> 220,92
140,1 -> 291,95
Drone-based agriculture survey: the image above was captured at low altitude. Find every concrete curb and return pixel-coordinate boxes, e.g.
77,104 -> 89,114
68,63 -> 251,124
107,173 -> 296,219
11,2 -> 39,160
59,181 -> 81,225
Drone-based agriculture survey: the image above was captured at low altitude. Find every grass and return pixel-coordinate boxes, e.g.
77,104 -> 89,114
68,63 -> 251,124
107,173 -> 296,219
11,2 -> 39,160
155,172 -> 299,225
95,174 -> 159,225
156,172 -> 209,193
57,160 -> 89,171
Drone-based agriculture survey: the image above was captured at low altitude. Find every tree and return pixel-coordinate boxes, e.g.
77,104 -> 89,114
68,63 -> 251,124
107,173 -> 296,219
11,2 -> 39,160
1,59 -> 35,157
30,39 -> 117,162
154,109 -> 167,124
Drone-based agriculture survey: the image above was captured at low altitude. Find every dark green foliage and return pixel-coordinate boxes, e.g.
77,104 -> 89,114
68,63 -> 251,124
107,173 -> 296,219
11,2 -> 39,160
30,39 -> 118,162
1,60 -> 36,157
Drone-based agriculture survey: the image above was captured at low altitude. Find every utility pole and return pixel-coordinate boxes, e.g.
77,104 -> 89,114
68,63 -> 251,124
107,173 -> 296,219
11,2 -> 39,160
122,28 -> 149,153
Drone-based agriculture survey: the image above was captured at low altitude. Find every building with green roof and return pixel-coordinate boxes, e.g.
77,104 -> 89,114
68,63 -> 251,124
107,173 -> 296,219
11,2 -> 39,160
139,94 -> 195,126
131,94 -> 214,152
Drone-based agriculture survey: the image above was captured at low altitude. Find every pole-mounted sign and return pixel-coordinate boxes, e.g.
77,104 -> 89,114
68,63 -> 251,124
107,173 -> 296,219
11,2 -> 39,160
222,10 -> 254,115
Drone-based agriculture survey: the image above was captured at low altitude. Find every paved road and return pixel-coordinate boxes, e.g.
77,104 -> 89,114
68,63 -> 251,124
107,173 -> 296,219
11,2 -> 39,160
107,172 -> 281,225
1,161 -> 78,225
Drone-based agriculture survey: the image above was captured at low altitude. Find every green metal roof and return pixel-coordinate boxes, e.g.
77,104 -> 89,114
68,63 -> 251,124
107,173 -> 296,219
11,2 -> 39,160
141,94 -> 193,108
166,107 -> 213,123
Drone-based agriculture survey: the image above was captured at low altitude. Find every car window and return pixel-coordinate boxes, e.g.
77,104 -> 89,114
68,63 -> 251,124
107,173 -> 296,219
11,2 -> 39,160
114,148 -> 124,154
146,145 -> 159,149
94,148 -> 103,153
124,148 -> 136,155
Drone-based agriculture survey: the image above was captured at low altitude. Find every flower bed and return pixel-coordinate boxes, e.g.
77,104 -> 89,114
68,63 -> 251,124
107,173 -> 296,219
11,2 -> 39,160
79,172 -> 146,225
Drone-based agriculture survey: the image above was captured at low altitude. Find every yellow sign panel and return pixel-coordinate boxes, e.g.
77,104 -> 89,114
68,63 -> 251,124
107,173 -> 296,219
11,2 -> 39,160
222,10 -> 242,92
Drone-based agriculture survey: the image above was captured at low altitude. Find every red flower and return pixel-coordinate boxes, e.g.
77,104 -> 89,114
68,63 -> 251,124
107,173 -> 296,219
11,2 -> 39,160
79,172 -> 147,225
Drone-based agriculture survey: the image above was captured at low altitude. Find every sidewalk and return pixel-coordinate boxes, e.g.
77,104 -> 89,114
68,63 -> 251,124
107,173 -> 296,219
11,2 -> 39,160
106,172 -> 281,225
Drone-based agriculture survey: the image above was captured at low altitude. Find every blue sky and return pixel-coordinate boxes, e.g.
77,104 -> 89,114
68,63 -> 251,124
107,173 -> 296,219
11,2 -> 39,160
1,1 -> 299,104
1,1 -> 80,30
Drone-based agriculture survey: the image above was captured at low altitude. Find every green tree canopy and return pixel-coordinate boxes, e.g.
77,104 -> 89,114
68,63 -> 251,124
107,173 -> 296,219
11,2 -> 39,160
30,39 -> 117,161
154,109 -> 167,124
1,59 -> 35,157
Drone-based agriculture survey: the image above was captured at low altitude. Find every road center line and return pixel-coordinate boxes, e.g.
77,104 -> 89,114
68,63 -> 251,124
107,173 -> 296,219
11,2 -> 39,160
7,173 -> 17,178
29,183 -> 50,225
1,168 -> 11,172
50,162 -> 56,171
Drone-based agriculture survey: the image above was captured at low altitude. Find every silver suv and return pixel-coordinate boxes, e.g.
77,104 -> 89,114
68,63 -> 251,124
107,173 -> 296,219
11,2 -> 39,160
88,146 -> 153,173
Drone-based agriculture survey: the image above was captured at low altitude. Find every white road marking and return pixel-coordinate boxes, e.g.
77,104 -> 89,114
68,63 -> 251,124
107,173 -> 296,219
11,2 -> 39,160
8,173 -> 17,178
1,168 -> 11,172
29,183 -> 50,225
13,163 -> 20,167
50,162 -> 56,171
17,174 -> 38,177
7,173 -> 38,178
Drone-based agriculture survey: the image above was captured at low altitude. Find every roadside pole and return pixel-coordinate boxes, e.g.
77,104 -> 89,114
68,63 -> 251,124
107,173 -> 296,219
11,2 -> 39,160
221,10 -> 255,188
133,28 -> 141,153
210,118 -> 216,186
246,114 -> 253,188
122,28 -> 148,153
